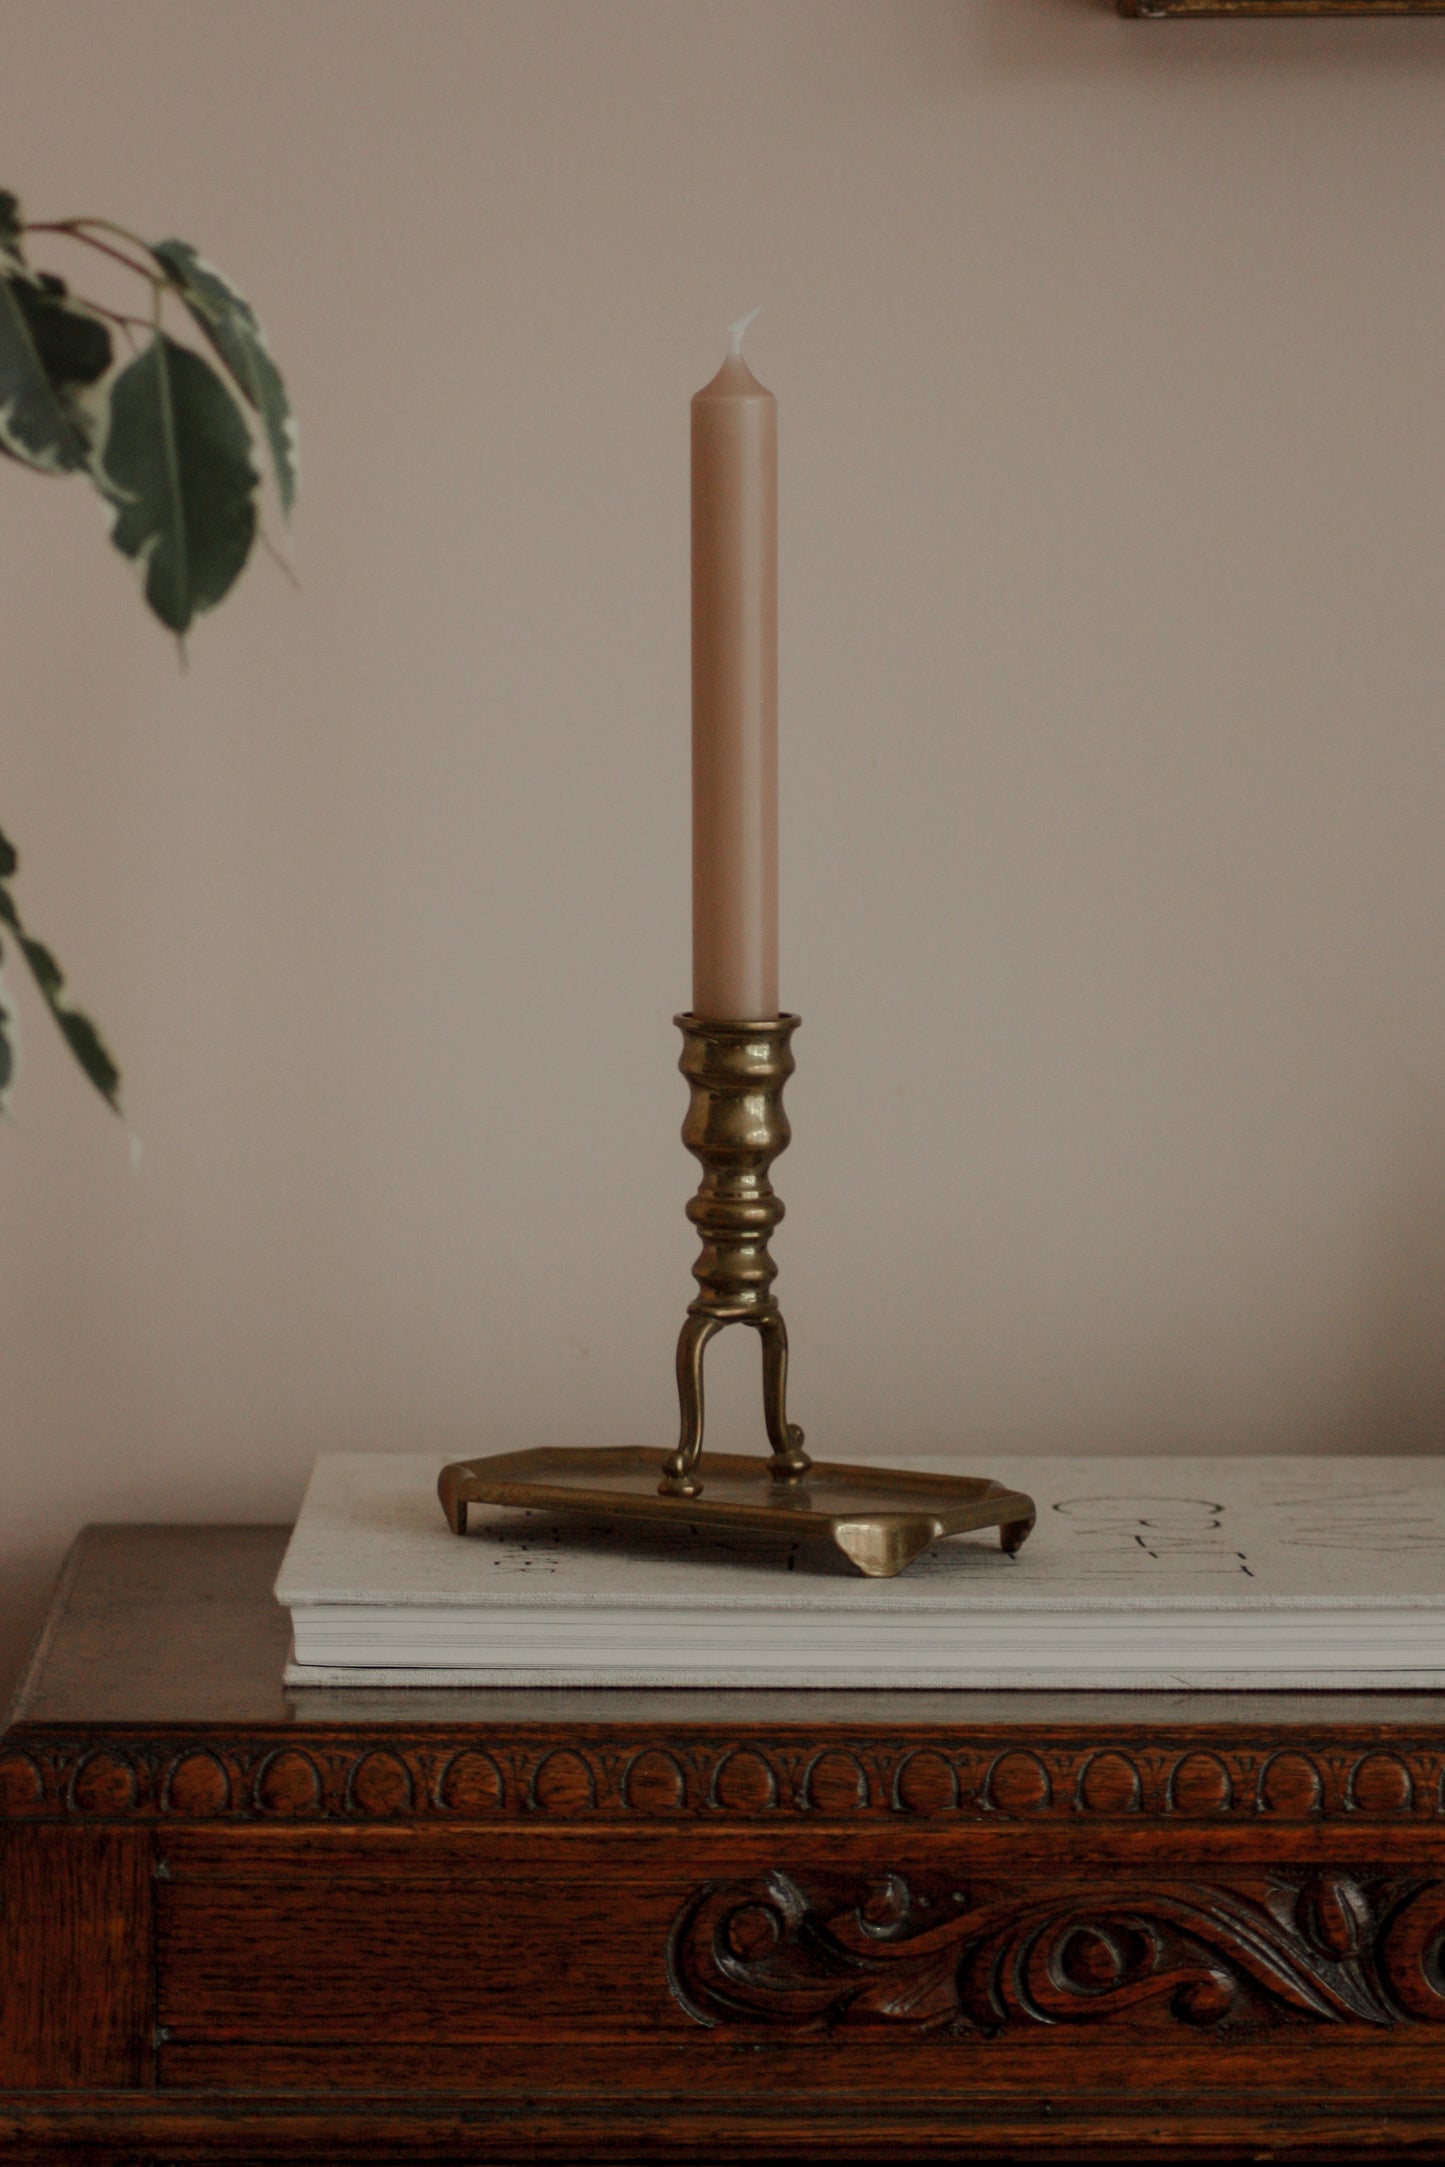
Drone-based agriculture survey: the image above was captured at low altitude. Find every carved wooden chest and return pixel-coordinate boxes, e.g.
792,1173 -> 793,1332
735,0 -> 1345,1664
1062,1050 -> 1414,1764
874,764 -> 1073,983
3,1523 -> 1445,2160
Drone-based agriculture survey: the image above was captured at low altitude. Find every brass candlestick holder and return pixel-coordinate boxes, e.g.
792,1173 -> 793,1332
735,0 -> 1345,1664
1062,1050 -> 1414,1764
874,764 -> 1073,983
439,1014 -> 1036,1577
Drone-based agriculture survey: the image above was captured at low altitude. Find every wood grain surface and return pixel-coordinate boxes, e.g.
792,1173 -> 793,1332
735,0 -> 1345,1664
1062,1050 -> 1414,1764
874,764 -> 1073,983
5,1523 -> 1445,2161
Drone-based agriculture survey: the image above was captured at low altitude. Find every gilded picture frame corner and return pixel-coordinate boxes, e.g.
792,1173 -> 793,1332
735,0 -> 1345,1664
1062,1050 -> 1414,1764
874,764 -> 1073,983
1119,1 -> 1445,17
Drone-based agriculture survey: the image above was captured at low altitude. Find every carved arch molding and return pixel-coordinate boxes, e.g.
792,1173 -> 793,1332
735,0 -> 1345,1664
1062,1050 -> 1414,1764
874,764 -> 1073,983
4,1734 -> 1443,1819
667,1870 -> 1445,2035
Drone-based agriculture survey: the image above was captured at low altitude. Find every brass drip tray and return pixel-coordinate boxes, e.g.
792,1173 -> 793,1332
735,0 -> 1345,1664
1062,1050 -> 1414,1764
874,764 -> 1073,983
439,1447 -> 1036,1578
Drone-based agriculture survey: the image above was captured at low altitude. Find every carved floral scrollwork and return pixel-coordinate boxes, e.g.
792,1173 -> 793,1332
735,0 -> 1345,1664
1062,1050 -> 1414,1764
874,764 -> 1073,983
666,1870 -> 1445,2035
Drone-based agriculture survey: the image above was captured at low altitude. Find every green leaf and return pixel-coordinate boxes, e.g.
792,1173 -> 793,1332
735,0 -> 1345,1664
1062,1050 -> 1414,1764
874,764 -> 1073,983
0,269 -> 112,474
0,943 -> 15,1116
152,238 -> 296,517
0,826 -> 121,1114
0,190 -> 23,270
100,333 -> 258,635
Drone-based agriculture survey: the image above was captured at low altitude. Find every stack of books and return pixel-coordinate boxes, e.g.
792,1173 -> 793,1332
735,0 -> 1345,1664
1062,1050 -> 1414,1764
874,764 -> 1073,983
276,1451 -> 1445,1688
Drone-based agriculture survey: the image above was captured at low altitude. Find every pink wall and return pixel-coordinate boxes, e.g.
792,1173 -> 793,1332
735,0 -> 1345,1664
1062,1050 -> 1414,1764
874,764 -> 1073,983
4,0 -> 1444,1695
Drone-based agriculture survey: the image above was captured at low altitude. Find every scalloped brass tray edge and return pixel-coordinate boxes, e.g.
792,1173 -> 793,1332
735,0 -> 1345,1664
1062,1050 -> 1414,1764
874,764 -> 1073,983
438,1447 -> 1037,1579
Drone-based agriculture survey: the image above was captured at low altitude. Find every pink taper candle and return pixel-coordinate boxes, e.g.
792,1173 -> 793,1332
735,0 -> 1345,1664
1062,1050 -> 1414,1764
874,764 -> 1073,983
691,310 -> 779,1022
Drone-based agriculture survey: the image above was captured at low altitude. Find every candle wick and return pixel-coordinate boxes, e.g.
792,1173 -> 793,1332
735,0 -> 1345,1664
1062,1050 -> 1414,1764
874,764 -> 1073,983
727,306 -> 762,360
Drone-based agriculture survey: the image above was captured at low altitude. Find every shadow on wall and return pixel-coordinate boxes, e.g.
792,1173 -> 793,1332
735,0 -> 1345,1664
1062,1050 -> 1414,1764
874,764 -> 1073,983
1355,1104 -> 1445,1457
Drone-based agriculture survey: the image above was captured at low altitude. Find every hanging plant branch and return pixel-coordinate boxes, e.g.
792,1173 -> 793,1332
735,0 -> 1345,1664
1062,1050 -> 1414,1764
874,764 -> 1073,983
0,828 -> 120,1116
0,186 -> 296,1118
2,191 -> 295,628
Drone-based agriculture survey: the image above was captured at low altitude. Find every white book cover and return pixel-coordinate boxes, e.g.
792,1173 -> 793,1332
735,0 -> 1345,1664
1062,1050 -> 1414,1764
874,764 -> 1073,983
276,1451 -> 1445,1688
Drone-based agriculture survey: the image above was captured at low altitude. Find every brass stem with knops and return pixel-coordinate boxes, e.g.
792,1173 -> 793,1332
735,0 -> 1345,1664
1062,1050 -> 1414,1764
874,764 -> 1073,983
659,1013 -> 810,1499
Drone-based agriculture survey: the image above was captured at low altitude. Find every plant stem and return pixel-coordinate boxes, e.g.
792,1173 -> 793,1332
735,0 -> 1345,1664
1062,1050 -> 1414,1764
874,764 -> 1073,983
23,220 -> 165,288
83,301 -> 152,333
257,525 -> 301,589
64,216 -> 157,255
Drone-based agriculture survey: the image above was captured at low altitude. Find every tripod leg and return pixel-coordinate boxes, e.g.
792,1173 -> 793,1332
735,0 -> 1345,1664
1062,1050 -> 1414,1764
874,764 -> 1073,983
756,1310 -> 811,1482
659,1310 -> 726,1497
